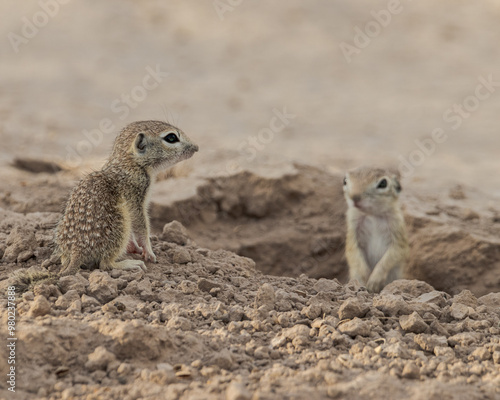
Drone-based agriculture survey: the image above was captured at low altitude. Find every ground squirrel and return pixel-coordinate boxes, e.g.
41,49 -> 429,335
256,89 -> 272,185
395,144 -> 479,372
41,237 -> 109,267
343,166 -> 409,293
14,121 -> 198,289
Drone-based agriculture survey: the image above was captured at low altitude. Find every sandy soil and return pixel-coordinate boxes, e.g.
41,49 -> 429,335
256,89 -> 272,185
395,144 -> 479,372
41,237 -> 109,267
1,1 -> 500,399
1,164 -> 500,399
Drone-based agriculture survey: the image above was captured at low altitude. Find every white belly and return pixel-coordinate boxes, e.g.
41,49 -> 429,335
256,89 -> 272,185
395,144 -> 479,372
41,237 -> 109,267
357,215 -> 391,270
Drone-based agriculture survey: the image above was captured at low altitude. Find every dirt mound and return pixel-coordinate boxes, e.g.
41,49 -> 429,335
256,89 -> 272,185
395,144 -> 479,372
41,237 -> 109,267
151,164 -> 348,281
2,164 -> 500,297
1,209 -> 500,399
148,164 -> 500,296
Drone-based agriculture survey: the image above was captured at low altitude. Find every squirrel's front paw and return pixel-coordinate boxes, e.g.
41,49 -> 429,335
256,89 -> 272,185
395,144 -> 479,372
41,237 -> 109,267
142,248 -> 157,263
366,275 -> 386,293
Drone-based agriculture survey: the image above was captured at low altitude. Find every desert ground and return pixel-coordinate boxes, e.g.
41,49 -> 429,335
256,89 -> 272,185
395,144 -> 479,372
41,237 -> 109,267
1,1 -> 500,399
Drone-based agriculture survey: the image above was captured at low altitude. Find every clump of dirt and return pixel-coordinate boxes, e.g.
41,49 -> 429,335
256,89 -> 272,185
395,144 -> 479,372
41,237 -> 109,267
1,210 -> 500,399
12,158 -> 64,174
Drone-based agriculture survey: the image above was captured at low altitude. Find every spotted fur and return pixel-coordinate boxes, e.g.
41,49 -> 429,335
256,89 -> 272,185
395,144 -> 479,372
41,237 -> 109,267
20,120 -> 199,286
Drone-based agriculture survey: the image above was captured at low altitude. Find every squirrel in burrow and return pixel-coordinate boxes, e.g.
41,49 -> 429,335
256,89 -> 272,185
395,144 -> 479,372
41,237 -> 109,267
343,166 -> 409,293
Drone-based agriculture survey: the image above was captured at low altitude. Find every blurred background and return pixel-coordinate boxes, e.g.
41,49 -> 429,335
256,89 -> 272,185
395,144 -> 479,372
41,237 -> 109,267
2,0 -> 500,195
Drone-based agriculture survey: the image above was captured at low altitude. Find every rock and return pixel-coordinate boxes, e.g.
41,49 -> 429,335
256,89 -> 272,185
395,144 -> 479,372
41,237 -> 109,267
3,226 -> 36,263
167,316 -> 192,331
338,317 -> 370,337
17,249 -> 34,262
175,365 -> 193,379
313,278 -> 341,293
449,302 -> 471,320
157,363 -> 174,372
255,283 -> 275,313
254,346 -> 270,359
434,346 -> 455,359
33,283 -> 60,299
81,294 -> 101,309
55,290 -> 80,310
478,292 -> 500,309
96,320 -> 169,360
415,291 -> 447,308
373,294 -> 410,316
281,324 -> 311,342
399,312 -> 429,333
228,306 -> 245,322
124,278 -> 155,301
448,332 -> 482,347
429,320 -> 449,337
210,349 -> 234,370
117,363 -> 133,375
470,347 -> 491,361
226,382 -> 251,400
22,291 -> 34,302
178,280 -> 197,294
87,271 -> 118,304
277,313 -> 290,328
112,295 -> 141,311
452,290 -> 478,308
401,362 -> 420,379
383,343 -> 411,359
301,304 -> 322,320
28,295 -> 51,317
381,279 -> 434,297
169,247 -> 192,264
59,275 -> 89,295
198,278 -> 222,293
270,336 -> 287,349
469,364 -> 484,376
85,346 -> 117,371
12,157 -> 63,173
338,297 -> 369,320
493,351 -> 500,364
68,300 -> 82,313
161,220 -> 191,245
414,334 -> 448,352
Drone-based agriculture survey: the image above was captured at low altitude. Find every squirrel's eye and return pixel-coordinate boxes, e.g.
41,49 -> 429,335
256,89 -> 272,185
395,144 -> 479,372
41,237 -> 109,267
377,178 -> 388,189
343,177 -> 347,186
164,133 -> 179,143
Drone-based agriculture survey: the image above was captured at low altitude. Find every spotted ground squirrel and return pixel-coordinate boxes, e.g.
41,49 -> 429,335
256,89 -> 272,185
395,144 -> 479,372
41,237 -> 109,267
13,120 -> 198,289
343,166 -> 409,293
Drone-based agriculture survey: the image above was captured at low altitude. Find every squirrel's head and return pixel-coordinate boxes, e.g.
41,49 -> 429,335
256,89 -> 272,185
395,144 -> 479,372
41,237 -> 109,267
112,121 -> 198,171
343,166 -> 402,216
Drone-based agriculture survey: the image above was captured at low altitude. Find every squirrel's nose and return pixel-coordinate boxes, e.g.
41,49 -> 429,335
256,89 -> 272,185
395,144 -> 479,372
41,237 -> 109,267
189,143 -> 199,152
352,194 -> 361,203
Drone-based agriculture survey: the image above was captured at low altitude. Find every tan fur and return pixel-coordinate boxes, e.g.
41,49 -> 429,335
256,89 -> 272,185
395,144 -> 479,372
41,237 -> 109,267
10,270 -> 58,293
343,166 -> 409,293
51,120 -> 198,277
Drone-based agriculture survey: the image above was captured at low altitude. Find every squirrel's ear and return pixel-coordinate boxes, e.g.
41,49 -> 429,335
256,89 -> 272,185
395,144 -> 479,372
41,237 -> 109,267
134,133 -> 147,153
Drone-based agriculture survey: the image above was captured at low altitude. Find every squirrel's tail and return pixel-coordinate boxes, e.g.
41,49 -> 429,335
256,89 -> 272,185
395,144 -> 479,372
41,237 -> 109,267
9,269 -> 58,293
